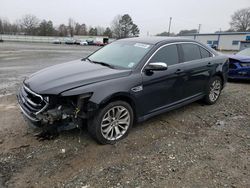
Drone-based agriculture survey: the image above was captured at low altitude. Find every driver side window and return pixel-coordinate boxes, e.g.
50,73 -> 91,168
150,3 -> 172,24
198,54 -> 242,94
149,44 -> 179,66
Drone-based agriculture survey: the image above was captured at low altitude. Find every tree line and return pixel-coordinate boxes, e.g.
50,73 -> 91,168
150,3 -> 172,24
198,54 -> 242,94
0,14 -> 140,39
1,7 -> 249,38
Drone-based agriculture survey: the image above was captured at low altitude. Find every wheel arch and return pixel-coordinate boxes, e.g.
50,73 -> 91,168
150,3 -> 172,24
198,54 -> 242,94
99,93 -> 137,120
213,72 -> 225,87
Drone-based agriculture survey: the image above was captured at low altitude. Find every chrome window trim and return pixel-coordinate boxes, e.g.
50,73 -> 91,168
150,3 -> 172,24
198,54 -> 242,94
141,41 -> 215,73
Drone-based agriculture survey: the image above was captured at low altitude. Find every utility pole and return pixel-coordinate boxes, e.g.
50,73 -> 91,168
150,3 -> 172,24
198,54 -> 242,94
168,17 -> 172,36
198,24 -> 201,34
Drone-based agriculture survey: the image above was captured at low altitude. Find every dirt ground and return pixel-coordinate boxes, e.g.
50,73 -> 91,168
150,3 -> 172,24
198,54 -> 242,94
0,42 -> 249,188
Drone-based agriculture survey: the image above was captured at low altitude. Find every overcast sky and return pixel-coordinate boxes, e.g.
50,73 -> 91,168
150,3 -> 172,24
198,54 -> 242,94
1,0 -> 249,36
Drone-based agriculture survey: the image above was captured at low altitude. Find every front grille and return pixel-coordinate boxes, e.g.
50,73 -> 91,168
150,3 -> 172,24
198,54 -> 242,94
18,85 -> 49,116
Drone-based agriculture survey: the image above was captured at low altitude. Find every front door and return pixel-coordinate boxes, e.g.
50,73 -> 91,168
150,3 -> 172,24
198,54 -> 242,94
140,44 -> 187,115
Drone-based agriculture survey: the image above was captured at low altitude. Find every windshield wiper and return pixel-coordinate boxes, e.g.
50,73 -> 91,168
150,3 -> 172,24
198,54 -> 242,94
91,60 -> 115,69
82,57 -> 92,62
82,57 -> 115,69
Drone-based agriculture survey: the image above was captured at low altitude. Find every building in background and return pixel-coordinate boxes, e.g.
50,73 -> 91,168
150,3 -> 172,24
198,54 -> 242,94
179,32 -> 250,51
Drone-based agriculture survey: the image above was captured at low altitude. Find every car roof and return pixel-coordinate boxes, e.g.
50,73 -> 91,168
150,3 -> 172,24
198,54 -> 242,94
118,36 -> 195,45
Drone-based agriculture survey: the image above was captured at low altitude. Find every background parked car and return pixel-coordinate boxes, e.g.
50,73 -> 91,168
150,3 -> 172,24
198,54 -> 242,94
74,39 -> 81,45
80,41 -> 88,46
74,39 -> 88,46
65,38 -> 75,45
86,39 -> 95,45
52,39 -> 62,44
228,48 -> 250,80
95,41 -> 104,46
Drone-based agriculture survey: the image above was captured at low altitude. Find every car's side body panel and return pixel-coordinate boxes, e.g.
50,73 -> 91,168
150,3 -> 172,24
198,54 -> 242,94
60,41 -> 228,122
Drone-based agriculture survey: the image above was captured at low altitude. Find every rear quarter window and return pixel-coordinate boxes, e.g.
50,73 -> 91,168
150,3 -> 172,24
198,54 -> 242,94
181,43 -> 201,62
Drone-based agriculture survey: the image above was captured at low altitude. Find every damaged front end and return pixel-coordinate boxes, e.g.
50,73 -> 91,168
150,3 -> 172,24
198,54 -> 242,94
17,84 -> 94,137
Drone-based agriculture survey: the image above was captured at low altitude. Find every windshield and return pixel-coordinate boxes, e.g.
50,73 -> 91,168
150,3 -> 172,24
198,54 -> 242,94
237,48 -> 250,56
88,41 -> 152,69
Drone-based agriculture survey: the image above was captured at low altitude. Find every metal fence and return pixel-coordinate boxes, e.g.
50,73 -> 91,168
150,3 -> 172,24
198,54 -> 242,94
0,34 -> 110,43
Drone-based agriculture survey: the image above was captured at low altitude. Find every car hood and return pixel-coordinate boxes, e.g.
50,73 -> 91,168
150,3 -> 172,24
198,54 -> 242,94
228,54 -> 250,62
24,59 -> 131,95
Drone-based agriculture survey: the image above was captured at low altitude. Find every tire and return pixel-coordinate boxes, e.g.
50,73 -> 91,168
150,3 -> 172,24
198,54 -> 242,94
88,101 -> 134,144
204,76 -> 222,105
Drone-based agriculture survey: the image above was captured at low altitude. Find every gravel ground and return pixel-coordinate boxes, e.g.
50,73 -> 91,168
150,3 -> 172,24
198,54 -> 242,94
0,42 -> 249,188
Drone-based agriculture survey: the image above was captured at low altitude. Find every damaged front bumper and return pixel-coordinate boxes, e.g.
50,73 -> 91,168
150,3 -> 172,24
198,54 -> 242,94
17,84 -> 97,132
17,85 -> 80,130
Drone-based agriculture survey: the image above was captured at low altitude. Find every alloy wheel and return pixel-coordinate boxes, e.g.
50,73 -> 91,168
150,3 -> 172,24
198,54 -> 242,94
101,106 -> 130,141
209,79 -> 221,102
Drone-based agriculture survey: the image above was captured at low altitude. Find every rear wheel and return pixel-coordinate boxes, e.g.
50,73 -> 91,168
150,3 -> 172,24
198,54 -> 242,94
88,101 -> 134,144
204,76 -> 222,105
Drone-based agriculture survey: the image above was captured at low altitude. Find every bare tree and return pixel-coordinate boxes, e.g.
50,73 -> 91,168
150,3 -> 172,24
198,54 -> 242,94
111,15 -> 122,38
74,23 -> 81,35
230,7 -> 250,32
74,23 -> 87,35
0,18 -> 21,34
96,26 -> 105,36
68,18 -> 75,37
58,24 -> 68,36
20,14 -> 39,35
0,18 -> 4,34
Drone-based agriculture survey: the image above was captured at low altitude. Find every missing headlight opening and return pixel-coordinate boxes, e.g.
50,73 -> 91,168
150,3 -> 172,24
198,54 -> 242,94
22,93 -> 93,140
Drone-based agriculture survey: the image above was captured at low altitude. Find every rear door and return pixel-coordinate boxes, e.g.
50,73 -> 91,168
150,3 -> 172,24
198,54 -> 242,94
179,43 -> 214,98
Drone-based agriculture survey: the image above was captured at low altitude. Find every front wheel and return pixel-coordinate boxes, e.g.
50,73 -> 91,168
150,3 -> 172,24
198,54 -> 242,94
88,101 -> 134,144
204,76 -> 222,105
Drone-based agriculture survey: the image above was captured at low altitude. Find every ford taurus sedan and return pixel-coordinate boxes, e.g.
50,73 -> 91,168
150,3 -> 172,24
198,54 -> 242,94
17,37 -> 229,144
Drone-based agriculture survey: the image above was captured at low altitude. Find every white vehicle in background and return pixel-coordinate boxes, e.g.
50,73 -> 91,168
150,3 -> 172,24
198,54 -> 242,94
52,39 -> 62,44
80,40 -> 88,46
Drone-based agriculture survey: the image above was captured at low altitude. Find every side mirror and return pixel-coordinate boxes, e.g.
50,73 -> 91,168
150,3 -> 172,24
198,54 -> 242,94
145,62 -> 168,71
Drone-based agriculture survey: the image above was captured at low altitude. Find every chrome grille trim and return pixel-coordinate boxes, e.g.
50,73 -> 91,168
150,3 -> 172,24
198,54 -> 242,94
35,100 -> 49,115
19,84 -> 49,116
23,84 -> 43,101
17,101 -> 40,122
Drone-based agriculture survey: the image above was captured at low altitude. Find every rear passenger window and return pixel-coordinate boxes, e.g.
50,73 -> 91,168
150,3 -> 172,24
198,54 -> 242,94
200,47 -> 211,58
149,45 -> 179,66
181,44 -> 201,62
